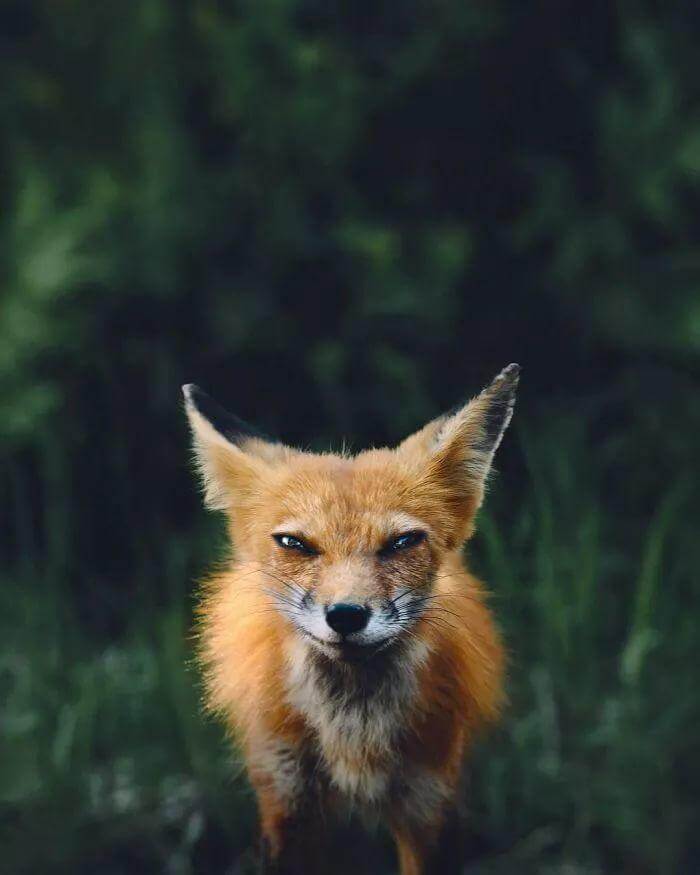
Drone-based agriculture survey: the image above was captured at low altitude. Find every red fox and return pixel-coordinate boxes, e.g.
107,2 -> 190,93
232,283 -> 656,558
183,364 -> 519,875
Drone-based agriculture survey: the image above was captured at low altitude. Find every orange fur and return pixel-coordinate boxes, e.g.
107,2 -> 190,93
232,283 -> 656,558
184,364 -> 519,875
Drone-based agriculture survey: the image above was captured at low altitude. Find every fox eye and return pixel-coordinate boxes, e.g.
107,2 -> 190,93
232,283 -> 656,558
380,530 -> 427,556
273,533 -> 316,555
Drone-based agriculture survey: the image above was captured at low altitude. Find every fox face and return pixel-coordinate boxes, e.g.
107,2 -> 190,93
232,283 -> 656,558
183,364 -> 519,664
236,453 -> 446,659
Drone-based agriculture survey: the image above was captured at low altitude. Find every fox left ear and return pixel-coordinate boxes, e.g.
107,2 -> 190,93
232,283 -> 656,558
399,363 -> 520,531
182,384 -> 284,511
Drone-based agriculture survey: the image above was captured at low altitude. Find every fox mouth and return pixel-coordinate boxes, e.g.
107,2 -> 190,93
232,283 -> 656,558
303,632 -> 396,661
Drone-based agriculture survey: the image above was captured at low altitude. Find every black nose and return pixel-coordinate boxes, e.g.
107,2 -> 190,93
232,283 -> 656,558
325,603 -> 370,636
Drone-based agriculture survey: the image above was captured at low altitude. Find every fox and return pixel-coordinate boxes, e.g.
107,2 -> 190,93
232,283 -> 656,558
182,363 -> 520,875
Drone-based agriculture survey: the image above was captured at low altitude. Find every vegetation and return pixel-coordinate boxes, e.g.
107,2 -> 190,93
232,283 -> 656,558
1,1 -> 699,872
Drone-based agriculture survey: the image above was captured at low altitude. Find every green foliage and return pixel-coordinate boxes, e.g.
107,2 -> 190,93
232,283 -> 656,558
471,422 -> 699,873
0,577 -> 254,874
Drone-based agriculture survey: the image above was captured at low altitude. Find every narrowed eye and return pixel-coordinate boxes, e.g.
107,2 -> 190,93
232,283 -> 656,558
273,533 -> 316,555
380,530 -> 427,556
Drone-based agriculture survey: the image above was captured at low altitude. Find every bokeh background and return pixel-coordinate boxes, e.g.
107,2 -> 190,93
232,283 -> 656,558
2,2 -> 700,873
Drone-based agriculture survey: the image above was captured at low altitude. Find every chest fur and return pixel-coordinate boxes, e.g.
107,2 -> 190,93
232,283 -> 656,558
284,640 -> 428,804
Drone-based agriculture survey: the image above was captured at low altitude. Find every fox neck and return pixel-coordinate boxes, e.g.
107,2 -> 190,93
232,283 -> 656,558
306,637 -> 416,698
285,634 -> 430,797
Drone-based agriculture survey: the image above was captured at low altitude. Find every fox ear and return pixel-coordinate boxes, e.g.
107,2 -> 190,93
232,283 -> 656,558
182,384 -> 278,511
400,363 -> 520,529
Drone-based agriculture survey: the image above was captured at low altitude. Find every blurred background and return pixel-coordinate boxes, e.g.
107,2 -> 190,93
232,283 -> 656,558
2,2 -> 700,873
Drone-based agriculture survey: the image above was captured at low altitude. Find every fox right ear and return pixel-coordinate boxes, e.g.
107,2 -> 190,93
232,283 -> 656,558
397,364 -> 520,541
182,384 -> 271,511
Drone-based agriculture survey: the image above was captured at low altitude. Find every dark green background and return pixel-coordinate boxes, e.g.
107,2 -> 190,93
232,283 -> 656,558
2,2 -> 699,872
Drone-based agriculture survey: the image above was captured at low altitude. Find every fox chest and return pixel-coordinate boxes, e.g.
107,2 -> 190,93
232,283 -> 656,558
283,641 -> 427,805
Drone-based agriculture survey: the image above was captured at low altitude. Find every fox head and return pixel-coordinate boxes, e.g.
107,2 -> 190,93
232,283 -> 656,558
184,364 -> 519,661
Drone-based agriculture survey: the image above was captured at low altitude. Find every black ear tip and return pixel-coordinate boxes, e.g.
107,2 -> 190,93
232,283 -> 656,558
182,383 -> 200,405
181,384 -> 270,444
487,363 -> 521,395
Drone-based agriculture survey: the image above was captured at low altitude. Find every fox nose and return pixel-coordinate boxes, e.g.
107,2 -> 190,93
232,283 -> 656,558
325,603 -> 370,636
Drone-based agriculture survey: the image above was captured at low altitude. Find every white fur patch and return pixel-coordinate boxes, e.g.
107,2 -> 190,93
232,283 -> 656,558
284,637 -> 429,807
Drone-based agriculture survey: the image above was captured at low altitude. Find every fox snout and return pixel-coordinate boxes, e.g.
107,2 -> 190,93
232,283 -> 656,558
294,588 -> 398,653
296,561 -> 405,652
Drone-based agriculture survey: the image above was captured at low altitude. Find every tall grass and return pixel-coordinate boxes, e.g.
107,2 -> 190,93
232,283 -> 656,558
2,421 -> 698,873
471,425 -> 698,873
